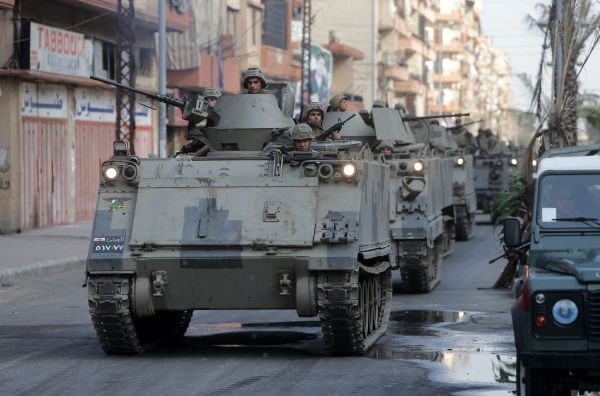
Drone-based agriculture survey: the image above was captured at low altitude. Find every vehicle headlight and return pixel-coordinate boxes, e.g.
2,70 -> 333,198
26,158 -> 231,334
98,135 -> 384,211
104,166 -> 119,180
456,157 -> 464,166
343,163 -> 357,177
532,159 -> 537,167
510,158 -> 518,166
413,161 -> 424,172
552,299 -> 578,325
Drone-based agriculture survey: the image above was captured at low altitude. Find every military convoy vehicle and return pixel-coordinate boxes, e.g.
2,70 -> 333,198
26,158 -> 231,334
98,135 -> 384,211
503,145 -> 600,394
473,150 -> 519,216
324,109 -> 455,293
409,120 -> 477,240
86,79 -> 393,355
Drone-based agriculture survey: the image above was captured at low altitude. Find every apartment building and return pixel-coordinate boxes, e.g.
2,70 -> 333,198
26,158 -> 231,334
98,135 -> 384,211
0,0 -> 188,232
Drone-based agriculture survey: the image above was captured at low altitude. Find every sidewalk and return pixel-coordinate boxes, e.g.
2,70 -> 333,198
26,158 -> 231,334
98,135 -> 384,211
0,221 -> 92,285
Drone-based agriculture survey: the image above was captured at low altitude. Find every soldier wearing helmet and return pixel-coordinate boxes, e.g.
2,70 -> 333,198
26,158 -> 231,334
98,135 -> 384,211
375,140 -> 395,158
327,94 -> 348,112
302,102 -> 341,141
241,67 -> 267,94
372,99 -> 388,109
202,88 -> 222,108
291,123 -> 314,151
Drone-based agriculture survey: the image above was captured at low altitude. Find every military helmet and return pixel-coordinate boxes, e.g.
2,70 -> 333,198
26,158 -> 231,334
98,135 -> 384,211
329,94 -> 347,109
291,123 -> 314,140
202,88 -> 222,99
375,140 -> 395,152
242,67 -> 267,88
372,99 -> 388,108
302,102 -> 324,122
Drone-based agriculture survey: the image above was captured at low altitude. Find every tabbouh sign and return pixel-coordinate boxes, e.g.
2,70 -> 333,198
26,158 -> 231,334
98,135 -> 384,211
29,22 -> 92,78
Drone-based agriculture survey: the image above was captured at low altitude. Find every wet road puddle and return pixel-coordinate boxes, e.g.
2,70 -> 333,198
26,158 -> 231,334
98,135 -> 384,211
371,310 -> 516,394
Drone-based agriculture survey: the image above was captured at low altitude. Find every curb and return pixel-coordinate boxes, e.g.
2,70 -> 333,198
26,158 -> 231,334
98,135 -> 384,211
0,256 -> 86,285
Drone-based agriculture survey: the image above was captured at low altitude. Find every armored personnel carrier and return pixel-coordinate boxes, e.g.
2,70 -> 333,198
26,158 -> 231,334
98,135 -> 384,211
409,120 -> 477,240
86,80 -> 393,355
473,149 -> 518,216
324,109 -> 455,293
503,144 -> 600,394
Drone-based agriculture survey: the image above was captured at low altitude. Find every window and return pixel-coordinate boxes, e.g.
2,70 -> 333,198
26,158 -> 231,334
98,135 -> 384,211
261,0 -> 288,50
136,48 -> 153,77
226,6 -> 238,37
252,8 -> 261,46
102,42 -> 116,80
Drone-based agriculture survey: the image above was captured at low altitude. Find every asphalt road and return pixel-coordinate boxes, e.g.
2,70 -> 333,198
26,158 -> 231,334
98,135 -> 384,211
0,223 -> 516,396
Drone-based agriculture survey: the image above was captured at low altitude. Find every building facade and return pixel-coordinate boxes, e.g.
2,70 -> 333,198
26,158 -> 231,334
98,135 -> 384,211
0,0 -> 188,232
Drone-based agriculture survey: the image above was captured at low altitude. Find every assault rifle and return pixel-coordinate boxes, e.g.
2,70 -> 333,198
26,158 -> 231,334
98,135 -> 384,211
316,113 -> 357,142
401,112 -> 470,122
90,75 -> 209,124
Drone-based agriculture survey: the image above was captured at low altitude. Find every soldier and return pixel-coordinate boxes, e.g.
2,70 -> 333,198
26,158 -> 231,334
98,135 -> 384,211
241,67 -> 267,94
203,88 -> 222,108
477,128 -> 499,153
291,123 -> 314,152
372,99 -> 388,108
327,94 -> 348,112
375,140 -> 395,158
450,118 -> 477,154
302,102 -> 341,140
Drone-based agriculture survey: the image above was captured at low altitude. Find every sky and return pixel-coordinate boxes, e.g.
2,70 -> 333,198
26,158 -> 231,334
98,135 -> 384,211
480,0 -> 600,112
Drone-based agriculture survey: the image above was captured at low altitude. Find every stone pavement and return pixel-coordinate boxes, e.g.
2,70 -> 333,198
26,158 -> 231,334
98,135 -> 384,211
0,221 -> 92,285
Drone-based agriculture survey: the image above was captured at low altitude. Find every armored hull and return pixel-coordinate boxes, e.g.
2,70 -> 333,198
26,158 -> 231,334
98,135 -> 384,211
387,155 -> 454,292
325,109 -> 456,293
473,153 -> 515,215
87,93 -> 393,355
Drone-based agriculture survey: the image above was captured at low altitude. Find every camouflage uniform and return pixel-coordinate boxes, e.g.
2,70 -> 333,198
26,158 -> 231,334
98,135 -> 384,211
477,129 -> 499,152
302,102 -> 329,139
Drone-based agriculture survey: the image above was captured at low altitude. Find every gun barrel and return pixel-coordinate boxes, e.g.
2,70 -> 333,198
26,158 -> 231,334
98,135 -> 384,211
90,75 -> 185,109
403,112 -> 470,122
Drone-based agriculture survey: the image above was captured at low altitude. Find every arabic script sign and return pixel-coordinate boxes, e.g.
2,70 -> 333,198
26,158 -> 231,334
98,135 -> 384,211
30,22 -> 92,78
20,82 -> 68,119
75,88 -> 116,122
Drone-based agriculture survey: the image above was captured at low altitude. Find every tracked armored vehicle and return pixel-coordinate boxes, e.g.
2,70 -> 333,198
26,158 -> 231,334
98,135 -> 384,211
324,109 -> 454,293
473,149 -> 518,216
86,84 -> 393,355
410,121 -> 476,240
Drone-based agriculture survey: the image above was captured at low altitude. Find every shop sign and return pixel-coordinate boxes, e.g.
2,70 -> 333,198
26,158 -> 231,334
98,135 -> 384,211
75,88 -> 116,123
20,82 -> 68,119
30,22 -> 92,78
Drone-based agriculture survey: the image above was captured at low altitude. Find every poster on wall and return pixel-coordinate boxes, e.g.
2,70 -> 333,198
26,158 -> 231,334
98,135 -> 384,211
309,44 -> 333,105
29,22 -> 92,78
75,88 -> 116,122
20,83 -> 68,119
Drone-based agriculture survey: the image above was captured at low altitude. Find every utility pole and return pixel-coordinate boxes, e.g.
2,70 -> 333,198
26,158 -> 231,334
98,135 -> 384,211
116,0 -> 136,153
158,0 -> 167,158
300,0 -> 312,105
371,0 -> 377,104
553,0 -> 563,101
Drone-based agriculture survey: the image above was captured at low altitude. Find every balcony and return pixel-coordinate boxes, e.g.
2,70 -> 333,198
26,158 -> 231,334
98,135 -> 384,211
432,73 -> 461,84
435,42 -> 463,53
0,0 -> 14,9
260,45 -> 301,82
55,0 -> 190,31
379,15 -> 411,38
394,80 -> 426,96
399,36 -> 435,60
383,64 -> 409,81
324,42 -> 364,60
436,11 -> 461,23
419,3 -> 436,23
167,51 -> 241,93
